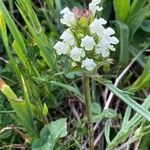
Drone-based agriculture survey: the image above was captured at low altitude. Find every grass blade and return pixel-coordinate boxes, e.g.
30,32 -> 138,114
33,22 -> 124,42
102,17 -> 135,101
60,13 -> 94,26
106,84 -> 150,122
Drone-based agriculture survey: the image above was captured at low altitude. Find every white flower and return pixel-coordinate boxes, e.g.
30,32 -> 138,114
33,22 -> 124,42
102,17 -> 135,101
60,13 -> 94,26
107,36 -> 119,45
95,39 -> 110,57
54,41 -> 70,55
81,58 -> 96,71
90,18 -> 107,36
60,28 -> 75,45
101,27 -> 119,45
89,0 -> 103,15
70,46 -> 85,62
81,35 -> 96,51
95,37 -> 118,57
60,7 -> 76,27
104,27 -> 115,36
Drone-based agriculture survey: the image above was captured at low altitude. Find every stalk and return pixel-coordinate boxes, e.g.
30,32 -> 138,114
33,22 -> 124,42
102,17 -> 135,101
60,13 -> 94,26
83,75 -> 94,150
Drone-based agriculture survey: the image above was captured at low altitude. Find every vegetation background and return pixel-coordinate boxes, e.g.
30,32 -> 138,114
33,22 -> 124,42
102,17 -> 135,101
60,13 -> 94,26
0,0 -> 150,149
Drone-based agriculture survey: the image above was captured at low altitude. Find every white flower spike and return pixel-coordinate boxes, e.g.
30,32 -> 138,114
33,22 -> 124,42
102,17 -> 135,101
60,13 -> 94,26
54,2 -> 119,71
82,58 -> 96,71
54,41 -> 70,55
89,0 -> 103,15
70,47 -> 85,62
81,35 -> 96,51
60,7 -> 76,27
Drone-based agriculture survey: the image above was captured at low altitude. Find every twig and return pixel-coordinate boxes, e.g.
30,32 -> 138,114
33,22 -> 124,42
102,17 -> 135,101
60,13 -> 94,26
115,138 -> 137,150
0,57 -> 9,63
134,139 -> 141,150
0,127 -> 12,134
94,130 -> 104,146
0,144 -> 26,150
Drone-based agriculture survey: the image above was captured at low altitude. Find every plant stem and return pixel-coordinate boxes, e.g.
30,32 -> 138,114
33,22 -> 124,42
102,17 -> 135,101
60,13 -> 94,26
83,75 -> 94,150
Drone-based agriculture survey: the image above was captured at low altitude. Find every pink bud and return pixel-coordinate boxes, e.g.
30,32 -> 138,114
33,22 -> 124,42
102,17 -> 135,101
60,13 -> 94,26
72,7 -> 92,19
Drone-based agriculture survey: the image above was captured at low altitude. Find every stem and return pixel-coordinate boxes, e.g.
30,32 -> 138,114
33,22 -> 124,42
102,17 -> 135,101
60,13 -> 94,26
83,75 -> 94,150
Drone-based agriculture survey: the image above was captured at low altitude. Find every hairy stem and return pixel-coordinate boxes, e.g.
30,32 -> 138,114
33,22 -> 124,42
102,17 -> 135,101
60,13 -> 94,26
83,76 -> 94,150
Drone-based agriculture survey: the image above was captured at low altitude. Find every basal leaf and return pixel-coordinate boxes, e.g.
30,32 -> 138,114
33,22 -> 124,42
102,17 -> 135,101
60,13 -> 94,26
32,118 -> 67,150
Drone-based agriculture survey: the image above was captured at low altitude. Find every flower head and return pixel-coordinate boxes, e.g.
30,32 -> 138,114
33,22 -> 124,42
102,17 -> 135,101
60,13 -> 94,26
54,0 -> 119,72
70,47 -> 85,62
81,35 -> 96,51
81,58 -> 96,71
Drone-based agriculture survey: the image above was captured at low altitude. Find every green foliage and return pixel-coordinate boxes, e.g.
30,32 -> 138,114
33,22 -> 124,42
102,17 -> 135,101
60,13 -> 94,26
141,20 -> 150,33
113,0 -> 130,22
32,118 -> 67,150
129,57 -> 150,92
115,21 -> 129,64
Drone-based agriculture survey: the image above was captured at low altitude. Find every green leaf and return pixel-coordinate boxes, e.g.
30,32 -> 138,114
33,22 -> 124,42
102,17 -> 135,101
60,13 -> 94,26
50,81 -> 84,103
106,84 -> 150,122
115,21 -> 129,64
104,120 -> 111,144
0,78 -> 39,139
91,103 -> 102,115
127,7 -> 148,39
129,57 -> 150,92
129,45 -> 146,68
93,113 -> 104,123
122,106 -> 131,130
113,0 -> 130,22
0,1 -> 37,75
32,118 -> 67,150
141,20 -> 150,33
0,11 -> 22,81
16,0 -> 58,73
103,108 -> 117,119
128,0 -> 148,17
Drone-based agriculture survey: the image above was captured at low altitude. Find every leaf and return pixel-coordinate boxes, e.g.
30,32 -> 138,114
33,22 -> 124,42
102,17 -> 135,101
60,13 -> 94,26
104,120 -> 111,144
106,84 -> 150,122
50,81 -> 84,103
16,0 -> 58,73
93,113 -> 104,123
128,94 -> 150,128
113,0 -> 130,22
127,7 -> 148,39
115,21 -> 129,64
122,106 -> 131,130
128,0 -> 148,17
0,11 -> 22,80
91,103 -> 102,115
0,1 -> 37,75
129,45 -> 146,68
103,108 -> 117,119
129,57 -> 150,92
32,118 -> 67,150
0,78 -> 38,139
141,20 -> 150,33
